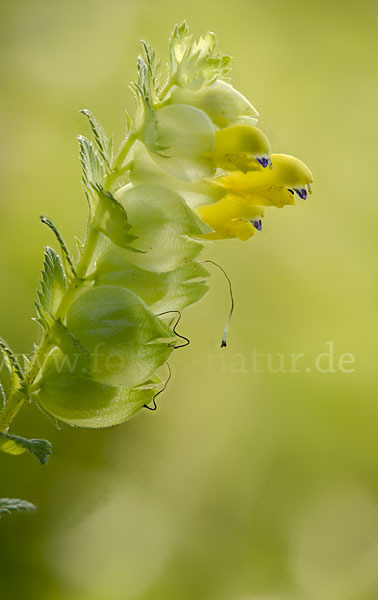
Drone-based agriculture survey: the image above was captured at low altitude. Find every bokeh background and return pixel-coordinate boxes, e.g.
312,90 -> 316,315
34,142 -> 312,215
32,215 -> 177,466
1,0 -> 378,598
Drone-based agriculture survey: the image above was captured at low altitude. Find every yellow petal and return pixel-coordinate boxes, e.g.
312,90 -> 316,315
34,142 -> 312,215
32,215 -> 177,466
208,124 -> 271,172
195,195 -> 264,240
213,154 -> 313,207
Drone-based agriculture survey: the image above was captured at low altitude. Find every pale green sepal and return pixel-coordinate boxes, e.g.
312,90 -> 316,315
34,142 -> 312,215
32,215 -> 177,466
66,286 -> 174,387
128,142 -> 224,209
143,103 -> 215,181
35,357 -> 160,428
0,432 -> 52,465
95,245 -> 210,312
119,185 -> 212,271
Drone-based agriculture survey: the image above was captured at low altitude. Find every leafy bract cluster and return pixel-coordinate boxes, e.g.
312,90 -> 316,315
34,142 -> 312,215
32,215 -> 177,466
0,22 -> 313,515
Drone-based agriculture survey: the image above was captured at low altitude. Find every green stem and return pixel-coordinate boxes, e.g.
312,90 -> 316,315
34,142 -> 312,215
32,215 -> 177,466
0,142 -> 133,432
111,135 -> 136,181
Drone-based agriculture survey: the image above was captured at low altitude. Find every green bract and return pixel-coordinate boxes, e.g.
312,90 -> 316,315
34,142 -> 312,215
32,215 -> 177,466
0,22 -> 313,515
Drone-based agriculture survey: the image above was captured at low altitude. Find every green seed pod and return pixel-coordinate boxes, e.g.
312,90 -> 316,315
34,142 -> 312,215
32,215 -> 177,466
36,349 -> 161,428
65,286 -> 174,388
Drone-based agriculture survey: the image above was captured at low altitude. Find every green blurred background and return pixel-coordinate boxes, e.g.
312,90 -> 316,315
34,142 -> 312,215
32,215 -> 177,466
1,0 -> 378,598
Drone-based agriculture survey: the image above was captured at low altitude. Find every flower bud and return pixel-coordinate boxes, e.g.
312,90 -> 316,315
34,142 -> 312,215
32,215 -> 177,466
169,80 -> 258,128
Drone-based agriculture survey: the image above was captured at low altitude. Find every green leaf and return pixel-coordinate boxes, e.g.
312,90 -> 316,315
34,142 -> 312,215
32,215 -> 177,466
80,109 -> 112,167
169,21 -> 231,91
0,338 -> 25,393
0,498 -> 36,518
40,216 -> 77,278
0,432 -> 52,465
78,135 -> 105,188
140,40 -> 161,100
35,247 -> 66,326
93,184 -> 139,250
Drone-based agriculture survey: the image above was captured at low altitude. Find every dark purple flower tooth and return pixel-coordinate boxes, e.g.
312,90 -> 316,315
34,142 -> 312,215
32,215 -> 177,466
252,219 -> 263,231
294,187 -> 308,200
257,157 -> 269,168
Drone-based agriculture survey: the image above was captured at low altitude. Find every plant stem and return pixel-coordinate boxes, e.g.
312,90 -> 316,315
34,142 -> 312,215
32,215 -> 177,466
0,137 -> 136,432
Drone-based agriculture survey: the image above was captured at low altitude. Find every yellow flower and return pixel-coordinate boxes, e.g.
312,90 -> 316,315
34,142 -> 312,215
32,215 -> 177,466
208,123 -> 271,173
196,153 -> 313,240
196,195 -> 265,240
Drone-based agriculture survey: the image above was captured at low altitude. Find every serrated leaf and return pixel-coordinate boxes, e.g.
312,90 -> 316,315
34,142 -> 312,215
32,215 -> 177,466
92,184 -> 139,250
80,109 -> 111,167
40,216 -> 77,278
36,247 -> 66,324
0,432 -> 52,465
141,40 -> 161,99
168,21 -> 231,91
0,498 -> 36,517
0,339 -> 25,394
78,135 -> 105,189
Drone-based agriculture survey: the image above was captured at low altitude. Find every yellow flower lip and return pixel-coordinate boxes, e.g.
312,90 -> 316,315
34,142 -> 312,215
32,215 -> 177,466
214,124 -> 271,157
210,153 -> 314,207
208,124 -> 272,173
195,195 -> 265,241
271,153 -> 313,200
270,153 -> 313,184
